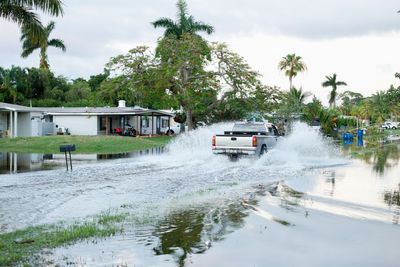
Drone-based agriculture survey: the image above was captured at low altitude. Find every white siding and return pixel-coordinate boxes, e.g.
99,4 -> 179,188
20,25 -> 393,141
53,115 -> 98,135
17,112 -> 31,137
0,113 -> 7,133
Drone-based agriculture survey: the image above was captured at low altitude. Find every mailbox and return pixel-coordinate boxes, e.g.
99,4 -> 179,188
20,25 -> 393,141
60,144 -> 76,171
60,144 -> 76,152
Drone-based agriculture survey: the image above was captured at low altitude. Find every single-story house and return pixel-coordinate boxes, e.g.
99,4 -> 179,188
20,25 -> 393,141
0,100 -> 173,137
0,102 -> 45,138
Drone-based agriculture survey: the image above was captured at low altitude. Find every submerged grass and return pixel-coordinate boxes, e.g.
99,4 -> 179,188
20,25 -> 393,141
0,135 -> 172,154
0,212 -> 128,266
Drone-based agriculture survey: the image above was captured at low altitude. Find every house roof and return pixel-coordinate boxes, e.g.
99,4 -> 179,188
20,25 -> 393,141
0,102 -> 173,116
43,107 -> 173,116
0,102 -> 42,112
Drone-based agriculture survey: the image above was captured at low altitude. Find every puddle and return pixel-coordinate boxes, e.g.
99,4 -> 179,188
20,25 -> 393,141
0,147 -> 165,174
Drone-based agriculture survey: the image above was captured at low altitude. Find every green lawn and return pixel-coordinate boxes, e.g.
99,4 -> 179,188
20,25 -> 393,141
0,135 -> 172,154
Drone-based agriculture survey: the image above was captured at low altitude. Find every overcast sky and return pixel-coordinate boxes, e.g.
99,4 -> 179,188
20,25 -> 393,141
1,0 -> 400,104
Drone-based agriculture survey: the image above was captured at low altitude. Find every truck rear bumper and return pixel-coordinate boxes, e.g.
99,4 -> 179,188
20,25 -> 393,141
212,147 -> 257,156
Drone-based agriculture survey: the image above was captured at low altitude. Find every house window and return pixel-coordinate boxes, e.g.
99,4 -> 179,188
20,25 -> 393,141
161,118 -> 169,128
142,117 -> 150,127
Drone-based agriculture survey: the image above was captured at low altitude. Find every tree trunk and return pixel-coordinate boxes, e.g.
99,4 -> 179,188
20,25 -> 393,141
289,77 -> 293,89
186,108 -> 194,131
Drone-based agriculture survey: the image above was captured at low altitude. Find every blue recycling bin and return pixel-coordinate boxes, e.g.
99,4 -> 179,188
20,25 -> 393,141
357,129 -> 363,139
343,132 -> 353,144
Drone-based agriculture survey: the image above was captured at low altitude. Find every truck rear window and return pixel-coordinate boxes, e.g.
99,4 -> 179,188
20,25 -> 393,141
232,123 -> 266,133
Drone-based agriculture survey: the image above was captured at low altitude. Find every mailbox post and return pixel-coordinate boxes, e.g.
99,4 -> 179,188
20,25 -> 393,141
60,144 -> 76,171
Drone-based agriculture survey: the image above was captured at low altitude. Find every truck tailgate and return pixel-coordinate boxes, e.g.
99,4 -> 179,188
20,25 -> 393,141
215,135 -> 253,148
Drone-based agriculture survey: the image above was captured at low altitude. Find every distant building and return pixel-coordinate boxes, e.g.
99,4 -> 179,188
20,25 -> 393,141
0,100 -> 173,137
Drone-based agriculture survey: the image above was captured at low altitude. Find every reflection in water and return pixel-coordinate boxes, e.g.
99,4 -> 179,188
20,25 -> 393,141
0,147 -> 165,174
153,203 -> 248,267
383,184 -> 400,224
342,140 -> 400,175
153,210 -> 206,266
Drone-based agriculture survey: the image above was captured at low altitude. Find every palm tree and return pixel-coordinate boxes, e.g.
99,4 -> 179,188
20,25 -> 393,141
278,53 -> 307,89
20,21 -> 66,69
0,0 -> 63,41
151,0 -> 214,39
286,87 -> 311,105
283,87 -> 311,114
322,73 -> 347,108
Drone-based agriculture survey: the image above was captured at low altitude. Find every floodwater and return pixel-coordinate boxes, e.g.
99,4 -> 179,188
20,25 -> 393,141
1,123 -> 399,266
0,147 -> 164,174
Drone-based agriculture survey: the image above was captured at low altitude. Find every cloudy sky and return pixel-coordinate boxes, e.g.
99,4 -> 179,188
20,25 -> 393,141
1,0 -> 400,104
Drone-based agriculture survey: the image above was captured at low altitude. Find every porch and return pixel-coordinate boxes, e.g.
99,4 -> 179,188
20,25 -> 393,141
0,110 -> 20,138
98,112 -> 171,136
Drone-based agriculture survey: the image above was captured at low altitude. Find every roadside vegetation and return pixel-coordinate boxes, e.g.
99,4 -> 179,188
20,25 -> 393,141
0,212 -> 128,266
0,135 -> 172,154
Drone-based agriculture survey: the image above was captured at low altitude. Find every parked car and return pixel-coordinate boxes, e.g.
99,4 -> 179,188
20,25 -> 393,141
163,118 -> 181,135
212,122 -> 280,157
381,122 -> 399,130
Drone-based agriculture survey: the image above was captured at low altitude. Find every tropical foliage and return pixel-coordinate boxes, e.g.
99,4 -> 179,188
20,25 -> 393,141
152,0 -> 214,38
322,73 -> 347,108
278,53 -> 307,89
20,21 -> 66,69
0,0 -> 63,41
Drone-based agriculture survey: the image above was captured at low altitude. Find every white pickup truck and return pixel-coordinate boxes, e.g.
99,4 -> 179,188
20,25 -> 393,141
212,122 -> 280,157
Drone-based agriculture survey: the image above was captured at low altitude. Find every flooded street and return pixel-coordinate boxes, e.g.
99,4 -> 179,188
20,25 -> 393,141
1,123 -> 399,266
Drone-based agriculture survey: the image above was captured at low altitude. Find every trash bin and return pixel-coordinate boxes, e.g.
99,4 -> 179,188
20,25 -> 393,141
357,129 -> 363,139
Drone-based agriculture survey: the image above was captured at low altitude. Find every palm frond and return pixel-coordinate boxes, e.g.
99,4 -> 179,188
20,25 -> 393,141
176,0 -> 188,18
0,3 -> 41,26
21,44 -> 37,57
152,17 -> 176,29
48,38 -> 66,51
322,80 -> 331,87
46,20 -> 56,34
336,81 -> 347,86
7,0 -> 64,16
191,20 -> 214,35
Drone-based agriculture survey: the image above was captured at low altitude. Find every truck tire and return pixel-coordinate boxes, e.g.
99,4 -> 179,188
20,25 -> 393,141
260,145 -> 267,156
166,130 -> 175,136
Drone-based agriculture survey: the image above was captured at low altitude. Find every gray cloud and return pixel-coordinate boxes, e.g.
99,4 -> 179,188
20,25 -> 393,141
0,0 -> 399,79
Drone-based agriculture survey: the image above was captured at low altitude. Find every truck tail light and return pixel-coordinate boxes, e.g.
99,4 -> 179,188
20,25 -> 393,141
252,135 -> 257,147
212,135 -> 216,147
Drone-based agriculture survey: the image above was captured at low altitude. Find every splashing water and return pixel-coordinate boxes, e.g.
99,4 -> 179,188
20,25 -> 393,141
258,122 -> 345,169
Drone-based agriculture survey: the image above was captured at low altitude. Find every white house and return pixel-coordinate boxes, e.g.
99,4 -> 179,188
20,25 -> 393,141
0,102 -> 44,138
0,101 -> 173,137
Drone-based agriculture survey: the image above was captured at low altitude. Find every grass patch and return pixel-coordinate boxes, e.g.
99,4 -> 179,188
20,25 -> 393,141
0,212 -> 128,266
0,135 -> 172,154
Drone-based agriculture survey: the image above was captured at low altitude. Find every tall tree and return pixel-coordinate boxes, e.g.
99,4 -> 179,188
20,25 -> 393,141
322,73 -> 347,108
151,0 -> 215,130
278,53 -> 307,89
20,21 -> 66,69
339,90 -> 363,115
0,0 -> 63,41
151,0 -> 214,39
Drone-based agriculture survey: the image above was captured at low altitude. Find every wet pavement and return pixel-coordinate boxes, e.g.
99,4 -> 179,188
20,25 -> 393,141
1,123 -> 399,266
